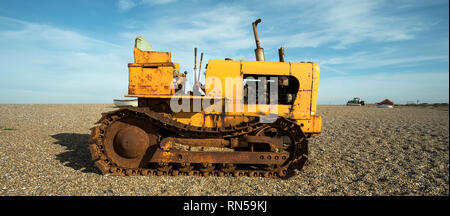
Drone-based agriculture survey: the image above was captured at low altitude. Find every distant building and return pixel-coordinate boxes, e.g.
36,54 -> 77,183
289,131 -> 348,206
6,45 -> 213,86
376,99 -> 394,108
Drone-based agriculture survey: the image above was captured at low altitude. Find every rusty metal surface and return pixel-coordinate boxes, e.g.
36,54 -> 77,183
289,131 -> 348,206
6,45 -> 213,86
159,136 -> 283,151
133,47 -> 171,63
101,116 -> 158,169
252,19 -> 262,49
128,65 -> 174,96
89,107 -> 308,179
128,62 -> 176,68
87,18 -> 322,179
160,137 -> 230,150
242,136 -> 284,151
278,47 -> 285,62
252,18 -> 265,61
149,149 -> 289,165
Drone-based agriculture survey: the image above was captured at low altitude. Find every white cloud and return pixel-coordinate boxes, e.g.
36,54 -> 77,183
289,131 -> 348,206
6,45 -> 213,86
120,4 -> 257,87
269,0 -> 428,49
141,0 -> 176,5
0,16 -> 130,103
319,65 -> 348,75
319,48 -> 449,70
117,0 -> 137,12
1,1 -> 446,104
117,1 -> 448,91
0,16 -> 120,50
117,0 -> 176,11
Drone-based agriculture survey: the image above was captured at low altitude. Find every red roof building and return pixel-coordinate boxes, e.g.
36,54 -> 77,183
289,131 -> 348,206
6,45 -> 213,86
377,99 -> 394,105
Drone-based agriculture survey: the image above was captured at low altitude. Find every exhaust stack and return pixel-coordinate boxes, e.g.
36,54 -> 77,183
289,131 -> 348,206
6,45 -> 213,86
278,47 -> 285,62
252,18 -> 265,61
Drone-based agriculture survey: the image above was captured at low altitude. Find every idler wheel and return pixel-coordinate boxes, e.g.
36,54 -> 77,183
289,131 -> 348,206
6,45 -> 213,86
114,126 -> 148,159
103,117 -> 157,169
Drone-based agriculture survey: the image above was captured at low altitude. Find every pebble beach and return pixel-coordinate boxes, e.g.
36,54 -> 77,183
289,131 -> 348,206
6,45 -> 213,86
0,104 -> 448,196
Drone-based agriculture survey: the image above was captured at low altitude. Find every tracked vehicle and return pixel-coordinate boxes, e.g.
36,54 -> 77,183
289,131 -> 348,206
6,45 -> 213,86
346,97 -> 365,106
89,19 -> 322,179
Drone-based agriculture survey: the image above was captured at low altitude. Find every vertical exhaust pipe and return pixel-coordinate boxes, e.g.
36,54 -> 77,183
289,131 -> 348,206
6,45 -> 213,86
278,47 -> 285,62
252,18 -> 265,61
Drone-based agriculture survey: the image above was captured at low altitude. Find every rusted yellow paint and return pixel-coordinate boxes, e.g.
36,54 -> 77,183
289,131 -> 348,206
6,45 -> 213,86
174,62 -> 180,72
291,63 -> 312,90
125,94 -> 223,99
128,65 -> 174,95
162,151 -> 173,157
311,63 -> 320,115
134,48 -> 171,63
241,60 -> 290,75
125,38 -> 322,135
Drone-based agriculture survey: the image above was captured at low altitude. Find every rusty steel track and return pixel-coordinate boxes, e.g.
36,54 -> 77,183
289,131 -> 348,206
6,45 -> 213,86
88,107 -> 308,179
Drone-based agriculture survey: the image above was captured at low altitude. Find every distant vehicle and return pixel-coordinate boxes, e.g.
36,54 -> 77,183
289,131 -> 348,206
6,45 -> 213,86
346,97 -> 365,106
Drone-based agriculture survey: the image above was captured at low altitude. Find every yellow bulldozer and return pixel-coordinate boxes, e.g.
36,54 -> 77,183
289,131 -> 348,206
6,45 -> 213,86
89,19 -> 322,179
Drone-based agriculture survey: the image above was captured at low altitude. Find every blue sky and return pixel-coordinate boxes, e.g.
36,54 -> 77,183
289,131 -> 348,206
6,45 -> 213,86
0,0 -> 448,104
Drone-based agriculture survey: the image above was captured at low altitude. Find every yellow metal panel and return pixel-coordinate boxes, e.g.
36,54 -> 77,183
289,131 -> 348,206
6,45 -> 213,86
125,94 -> 223,99
128,66 -> 141,95
312,115 -> 322,133
170,111 -> 321,132
241,104 -> 291,117
290,63 -> 312,91
311,63 -> 320,114
173,112 -> 204,126
127,47 -> 322,135
204,60 -> 241,97
128,66 -> 173,95
205,60 -> 241,77
297,120 -> 312,133
241,61 -> 290,75
292,90 -> 311,119
277,105 -> 292,118
128,62 -> 175,68
298,115 -> 321,135
297,116 -> 321,134
134,48 -> 171,63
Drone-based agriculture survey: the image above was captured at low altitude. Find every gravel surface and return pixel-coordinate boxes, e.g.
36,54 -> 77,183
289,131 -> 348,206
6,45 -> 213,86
0,104 -> 448,196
